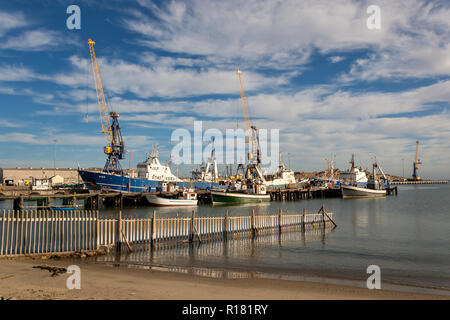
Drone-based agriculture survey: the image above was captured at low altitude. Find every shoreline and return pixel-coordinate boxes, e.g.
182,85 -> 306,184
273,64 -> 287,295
0,257 -> 448,300
101,260 -> 450,297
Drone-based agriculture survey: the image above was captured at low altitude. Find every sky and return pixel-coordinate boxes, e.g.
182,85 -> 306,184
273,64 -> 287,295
0,0 -> 449,179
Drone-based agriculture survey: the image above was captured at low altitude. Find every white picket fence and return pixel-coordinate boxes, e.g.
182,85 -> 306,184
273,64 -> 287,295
0,208 -> 335,256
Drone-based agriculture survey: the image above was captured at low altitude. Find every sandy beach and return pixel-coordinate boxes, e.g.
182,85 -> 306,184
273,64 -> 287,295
0,257 -> 448,300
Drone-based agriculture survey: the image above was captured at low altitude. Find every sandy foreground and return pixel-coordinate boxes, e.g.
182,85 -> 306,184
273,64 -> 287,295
0,258 -> 448,300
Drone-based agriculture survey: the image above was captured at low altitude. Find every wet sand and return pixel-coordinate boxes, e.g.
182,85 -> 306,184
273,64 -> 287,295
0,258 -> 448,300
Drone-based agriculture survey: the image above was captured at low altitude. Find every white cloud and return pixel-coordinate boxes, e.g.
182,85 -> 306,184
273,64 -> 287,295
0,119 -> 23,128
0,65 -> 40,82
0,84 -> 61,109
30,54 -> 284,98
126,0 -> 377,66
0,29 -> 60,51
112,80 -> 448,177
0,11 -> 27,37
329,56 -> 345,63
0,131 -> 156,149
126,0 -> 450,80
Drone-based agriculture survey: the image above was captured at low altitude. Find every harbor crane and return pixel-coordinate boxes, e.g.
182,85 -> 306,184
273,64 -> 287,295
236,68 -> 264,182
88,39 -> 125,174
411,140 -> 422,180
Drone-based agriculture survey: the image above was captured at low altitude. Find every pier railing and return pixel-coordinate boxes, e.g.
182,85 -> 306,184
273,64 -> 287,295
0,207 -> 336,256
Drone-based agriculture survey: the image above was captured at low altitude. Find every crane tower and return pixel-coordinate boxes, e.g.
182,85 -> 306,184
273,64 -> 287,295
88,39 -> 125,174
412,140 -> 422,180
236,68 -> 264,182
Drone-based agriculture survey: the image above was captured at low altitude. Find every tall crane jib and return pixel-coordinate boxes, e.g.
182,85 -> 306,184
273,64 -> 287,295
236,68 -> 264,182
236,69 -> 261,166
88,39 -> 125,174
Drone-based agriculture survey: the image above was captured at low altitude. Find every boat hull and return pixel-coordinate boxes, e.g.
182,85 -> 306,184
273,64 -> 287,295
145,195 -> 198,207
211,191 -> 271,204
341,185 -> 386,198
78,170 -> 218,193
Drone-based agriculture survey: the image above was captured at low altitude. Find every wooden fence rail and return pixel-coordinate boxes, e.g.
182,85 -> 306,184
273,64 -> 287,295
0,207 -> 335,256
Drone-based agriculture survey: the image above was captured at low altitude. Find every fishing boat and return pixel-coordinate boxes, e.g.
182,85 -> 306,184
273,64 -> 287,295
211,190 -> 270,204
297,178 -> 310,189
146,189 -> 198,207
341,185 -> 386,198
264,152 -> 296,189
340,154 -> 368,186
79,146 -> 218,193
213,155 -> 270,204
191,138 -> 219,183
340,167 -> 368,185
211,182 -> 270,204
311,155 -> 340,189
341,161 -> 388,198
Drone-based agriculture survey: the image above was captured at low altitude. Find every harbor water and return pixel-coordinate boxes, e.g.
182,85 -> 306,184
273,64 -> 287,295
96,184 -> 450,293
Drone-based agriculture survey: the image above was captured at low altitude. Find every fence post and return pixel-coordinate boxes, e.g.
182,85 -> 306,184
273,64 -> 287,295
96,210 -> 99,250
278,208 -> 282,233
321,205 -> 337,228
318,204 -> 324,223
7,210 -> 11,255
1,210 -> 4,256
321,204 -> 325,225
115,210 -> 122,253
302,208 -> 306,230
223,210 -> 228,242
251,208 -> 255,238
14,210 -> 19,255
189,210 -> 195,243
151,210 -> 156,249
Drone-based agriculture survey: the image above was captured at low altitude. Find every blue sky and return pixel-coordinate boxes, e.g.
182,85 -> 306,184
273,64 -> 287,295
0,0 -> 449,178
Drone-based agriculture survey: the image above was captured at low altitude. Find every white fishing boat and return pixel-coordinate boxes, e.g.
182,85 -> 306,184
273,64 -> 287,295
146,189 -> 198,206
341,161 -> 388,198
191,138 -> 219,183
264,152 -> 296,188
340,154 -> 368,185
341,185 -> 386,198
136,145 -> 181,183
340,167 -> 368,184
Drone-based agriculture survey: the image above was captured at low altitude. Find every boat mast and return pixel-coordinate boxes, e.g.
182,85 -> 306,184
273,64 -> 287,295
350,154 -> 355,184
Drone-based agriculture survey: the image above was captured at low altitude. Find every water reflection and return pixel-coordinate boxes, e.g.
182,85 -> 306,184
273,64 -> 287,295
94,225 -> 335,268
346,197 -> 386,237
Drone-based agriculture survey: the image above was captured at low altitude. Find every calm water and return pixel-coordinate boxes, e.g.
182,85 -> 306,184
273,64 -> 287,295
2,184 -> 449,292
101,184 -> 450,292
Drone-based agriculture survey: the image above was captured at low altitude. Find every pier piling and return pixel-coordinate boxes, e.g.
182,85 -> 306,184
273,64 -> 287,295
115,210 -> 122,253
